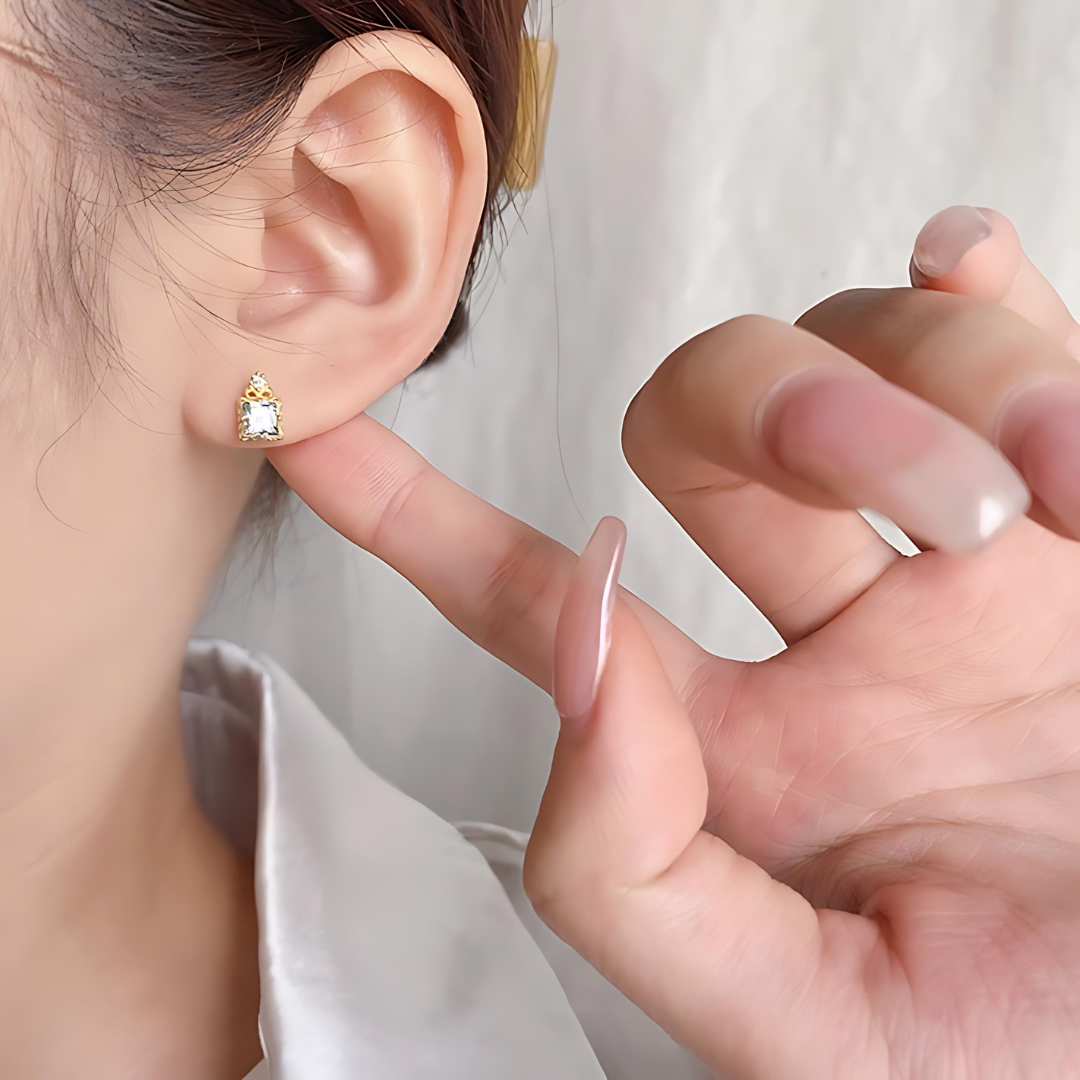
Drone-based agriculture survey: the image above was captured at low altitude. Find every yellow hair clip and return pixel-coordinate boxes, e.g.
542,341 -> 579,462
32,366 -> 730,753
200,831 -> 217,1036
504,37 -> 558,191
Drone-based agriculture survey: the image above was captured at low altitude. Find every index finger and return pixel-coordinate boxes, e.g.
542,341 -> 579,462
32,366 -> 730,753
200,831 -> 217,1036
266,412 -> 707,696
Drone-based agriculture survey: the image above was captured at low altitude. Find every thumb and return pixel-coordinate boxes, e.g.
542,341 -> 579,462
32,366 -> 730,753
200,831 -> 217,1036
910,205 -> 1080,356
524,519 -> 869,1078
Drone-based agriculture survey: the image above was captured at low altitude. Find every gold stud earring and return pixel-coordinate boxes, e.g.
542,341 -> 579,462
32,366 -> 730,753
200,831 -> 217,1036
237,371 -> 284,442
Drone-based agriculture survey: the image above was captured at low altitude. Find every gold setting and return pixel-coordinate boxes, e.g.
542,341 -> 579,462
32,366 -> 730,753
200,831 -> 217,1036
237,371 -> 284,442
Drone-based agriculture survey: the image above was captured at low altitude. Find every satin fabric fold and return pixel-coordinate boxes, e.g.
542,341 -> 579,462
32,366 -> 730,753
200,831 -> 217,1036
181,638 -> 604,1080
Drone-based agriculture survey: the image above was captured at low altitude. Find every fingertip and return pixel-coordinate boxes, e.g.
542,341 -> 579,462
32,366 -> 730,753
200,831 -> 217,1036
910,205 -> 1020,302
912,206 -> 992,279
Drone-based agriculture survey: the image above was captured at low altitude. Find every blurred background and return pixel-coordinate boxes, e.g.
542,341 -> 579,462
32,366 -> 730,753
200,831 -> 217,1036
197,0 -> 1080,833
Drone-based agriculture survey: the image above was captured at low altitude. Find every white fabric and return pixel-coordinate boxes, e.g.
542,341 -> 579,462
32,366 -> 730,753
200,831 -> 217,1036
197,1 -> 1080,831
180,638 -> 707,1079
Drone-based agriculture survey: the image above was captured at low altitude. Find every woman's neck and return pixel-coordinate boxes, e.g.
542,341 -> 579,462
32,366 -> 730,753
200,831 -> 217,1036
0,367 -> 265,1077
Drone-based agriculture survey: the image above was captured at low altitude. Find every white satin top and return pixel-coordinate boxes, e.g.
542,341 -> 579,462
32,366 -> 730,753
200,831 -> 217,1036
180,639 -> 708,1080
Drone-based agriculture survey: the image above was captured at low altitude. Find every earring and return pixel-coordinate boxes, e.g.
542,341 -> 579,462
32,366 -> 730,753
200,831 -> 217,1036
237,371 -> 284,442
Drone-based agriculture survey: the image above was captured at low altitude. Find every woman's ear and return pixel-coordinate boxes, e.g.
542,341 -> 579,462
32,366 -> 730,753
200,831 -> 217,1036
150,31 -> 488,447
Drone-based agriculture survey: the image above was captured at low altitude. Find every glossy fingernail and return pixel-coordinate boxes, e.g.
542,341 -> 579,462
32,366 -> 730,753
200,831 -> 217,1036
996,381 -> 1080,538
552,517 -> 627,724
761,371 -> 1030,551
912,206 -> 993,279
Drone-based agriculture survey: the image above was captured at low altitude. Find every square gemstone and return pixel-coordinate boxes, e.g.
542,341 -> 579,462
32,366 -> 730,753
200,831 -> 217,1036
241,400 -> 281,439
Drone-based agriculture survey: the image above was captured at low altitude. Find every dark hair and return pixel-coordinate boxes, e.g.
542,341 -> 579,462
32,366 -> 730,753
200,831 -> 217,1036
20,0 -> 523,539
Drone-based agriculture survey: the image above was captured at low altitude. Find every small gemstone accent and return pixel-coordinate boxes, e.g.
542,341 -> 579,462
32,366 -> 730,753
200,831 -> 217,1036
241,400 -> 281,438
250,374 -> 269,391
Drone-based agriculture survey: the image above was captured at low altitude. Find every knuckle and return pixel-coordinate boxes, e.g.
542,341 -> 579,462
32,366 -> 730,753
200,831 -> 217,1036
799,285 -> 1060,391
476,529 -> 571,649
622,315 -> 779,470
670,314 -> 785,374
522,846 -> 577,931
521,849 -> 551,913
801,285 -> 895,320
352,448 -> 429,552
676,313 -> 795,376
904,298 -> 1042,387
715,311 -> 777,336
670,314 -> 784,371
621,386 -> 653,477
799,286 -> 924,342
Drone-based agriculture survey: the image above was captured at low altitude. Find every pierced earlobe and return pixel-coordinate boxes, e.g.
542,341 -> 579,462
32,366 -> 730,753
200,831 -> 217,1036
237,371 -> 284,442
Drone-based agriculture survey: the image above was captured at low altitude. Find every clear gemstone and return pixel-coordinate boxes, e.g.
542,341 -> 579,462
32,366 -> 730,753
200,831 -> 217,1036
241,400 -> 280,438
250,374 -> 268,391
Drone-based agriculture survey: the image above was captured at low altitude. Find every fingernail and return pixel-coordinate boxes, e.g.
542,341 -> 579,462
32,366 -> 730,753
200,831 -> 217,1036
996,381 -> 1080,538
912,206 -> 993,279
552,517 -> 627,724
760,370 -> 1030,551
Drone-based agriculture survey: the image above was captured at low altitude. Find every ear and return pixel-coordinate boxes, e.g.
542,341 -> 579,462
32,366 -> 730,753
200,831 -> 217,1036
162,32 -> 488,447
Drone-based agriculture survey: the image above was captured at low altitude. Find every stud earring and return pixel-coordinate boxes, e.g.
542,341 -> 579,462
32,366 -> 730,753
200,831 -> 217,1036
237,371 -> 284,442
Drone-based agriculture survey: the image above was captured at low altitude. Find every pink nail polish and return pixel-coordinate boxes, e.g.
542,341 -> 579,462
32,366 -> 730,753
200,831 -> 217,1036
996,381 -> 1080,539
552,517 -> 627,724
761,370 -> 1029,552
912,205 -> 993,280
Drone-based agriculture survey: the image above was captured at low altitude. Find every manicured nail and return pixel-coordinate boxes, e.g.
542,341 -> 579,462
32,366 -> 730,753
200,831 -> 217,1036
552,517 -> 627,724
912,206 -> 993,280
996,381 -> 1080,538
761,370 -> 1030,551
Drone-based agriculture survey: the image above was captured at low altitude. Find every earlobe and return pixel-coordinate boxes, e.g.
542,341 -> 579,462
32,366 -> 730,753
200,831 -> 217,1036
177,31 -> 488,448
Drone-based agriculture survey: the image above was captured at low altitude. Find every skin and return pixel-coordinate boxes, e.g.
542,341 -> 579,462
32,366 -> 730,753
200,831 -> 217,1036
2,5 -> 1079,1079
0,18 -> 487,1080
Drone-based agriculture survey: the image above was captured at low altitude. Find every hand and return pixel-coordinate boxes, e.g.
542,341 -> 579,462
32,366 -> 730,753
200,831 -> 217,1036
270,207 -> 1080,1078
